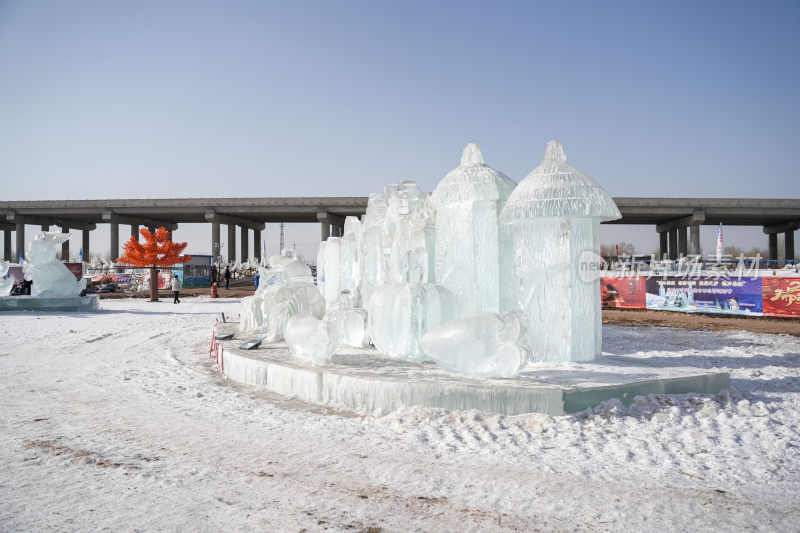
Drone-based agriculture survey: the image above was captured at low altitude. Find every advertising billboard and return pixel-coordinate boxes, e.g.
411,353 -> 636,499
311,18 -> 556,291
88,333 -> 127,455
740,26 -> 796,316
601,276 -> 646,309
762,277 -> 800,317
645,277 -> 763,316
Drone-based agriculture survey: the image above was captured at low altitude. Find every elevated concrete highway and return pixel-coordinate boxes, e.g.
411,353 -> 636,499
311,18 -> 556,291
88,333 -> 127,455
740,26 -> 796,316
1,197 -> 798,263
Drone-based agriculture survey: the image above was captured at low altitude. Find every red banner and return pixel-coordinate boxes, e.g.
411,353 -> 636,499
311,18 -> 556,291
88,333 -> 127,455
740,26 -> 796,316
601,276 -> 646,309
762,277 -> 800,317
65,263 -> 83,280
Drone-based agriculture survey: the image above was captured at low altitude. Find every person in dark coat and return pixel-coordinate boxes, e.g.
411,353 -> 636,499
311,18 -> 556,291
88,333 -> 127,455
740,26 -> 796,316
224,266 -> 231,289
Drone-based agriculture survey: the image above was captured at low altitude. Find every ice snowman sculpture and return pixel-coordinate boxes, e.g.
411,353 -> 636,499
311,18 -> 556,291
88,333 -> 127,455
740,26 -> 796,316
23,232 -> 87,297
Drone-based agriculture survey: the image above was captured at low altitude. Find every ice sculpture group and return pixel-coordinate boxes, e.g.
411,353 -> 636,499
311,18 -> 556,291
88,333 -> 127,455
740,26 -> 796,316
241,141 -> 621,377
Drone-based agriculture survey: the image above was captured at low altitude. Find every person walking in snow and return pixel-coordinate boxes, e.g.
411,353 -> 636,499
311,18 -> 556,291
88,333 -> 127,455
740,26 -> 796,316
171,274 -> 182,304
224,266 -> 231,290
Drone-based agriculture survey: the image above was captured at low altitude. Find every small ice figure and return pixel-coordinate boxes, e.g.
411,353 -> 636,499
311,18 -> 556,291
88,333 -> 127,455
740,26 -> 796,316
367,283 -> 457,361
284,315 -> 336,364
499,141 -> 621,363
0,260 -> 14,295
420,311 -> 528,378
23,232 -> 86,297
431,142 -> 516,316
325,307 -> 369,348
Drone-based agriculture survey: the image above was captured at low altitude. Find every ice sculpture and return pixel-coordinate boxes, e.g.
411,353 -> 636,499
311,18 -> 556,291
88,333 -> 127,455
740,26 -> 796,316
239,252 -> 325,341
499,140 -> 621,363
0,261 -> 13,295
239,295 -> 263,331
316,237 -> 341,307
419,311 -> 528,378
284,315 -> 336,364
338,218 -> 362,307
260,285 -> 325,341
325,307 -> 369,348
431,143 -> 516,316
367,283 -> 457,360
23,232 -> 86,297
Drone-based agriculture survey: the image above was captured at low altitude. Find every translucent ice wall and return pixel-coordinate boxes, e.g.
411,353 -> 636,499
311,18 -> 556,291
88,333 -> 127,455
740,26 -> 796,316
499,141 -> 620,363
431,143 -> 516,316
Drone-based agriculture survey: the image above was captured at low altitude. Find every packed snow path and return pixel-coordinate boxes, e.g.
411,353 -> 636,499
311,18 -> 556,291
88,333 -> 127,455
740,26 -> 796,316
1,298 -> 798,531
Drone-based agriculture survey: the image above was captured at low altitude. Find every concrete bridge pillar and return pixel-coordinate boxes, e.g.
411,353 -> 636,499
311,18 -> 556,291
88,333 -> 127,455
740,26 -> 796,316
131,224 -> 139,241
110,223 -> 119,262
678,227 -> 688,257
240,226 -> 249,264
689,225 -> 701,256
317,211 -> 344,242
4,230 -> 11,261
786,230 -> 795,262
40,224 -> 49,232
211,222 -> 220,261
253,228 -> 261,263
15,223 -> 24,261
61,225 -> 70,260
82,230 -> 90,261
227,224 -> 236,264
668,228 -> 678,260
768,233 -> 778,264
658,231 -> 667,259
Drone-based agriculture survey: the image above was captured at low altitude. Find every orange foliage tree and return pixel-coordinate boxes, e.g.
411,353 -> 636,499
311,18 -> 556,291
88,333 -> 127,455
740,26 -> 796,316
117,227 -> 191,301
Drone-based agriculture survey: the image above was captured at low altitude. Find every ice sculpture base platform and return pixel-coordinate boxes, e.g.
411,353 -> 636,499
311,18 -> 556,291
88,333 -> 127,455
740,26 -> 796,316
212,324 -> 729,416
0,295 -> 99,313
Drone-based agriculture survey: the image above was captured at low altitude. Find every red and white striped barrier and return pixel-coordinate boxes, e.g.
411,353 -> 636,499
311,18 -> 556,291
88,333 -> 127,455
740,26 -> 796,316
209,328 -> 225,370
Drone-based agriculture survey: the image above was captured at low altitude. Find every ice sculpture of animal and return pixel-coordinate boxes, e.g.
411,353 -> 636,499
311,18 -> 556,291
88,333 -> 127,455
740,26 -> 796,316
499,140 -> 621,363
420,311 -> 528,378
23,232 -> 86,297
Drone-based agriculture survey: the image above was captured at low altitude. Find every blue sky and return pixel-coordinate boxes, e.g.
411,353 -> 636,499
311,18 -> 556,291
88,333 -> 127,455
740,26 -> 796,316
1,1 -> 798,259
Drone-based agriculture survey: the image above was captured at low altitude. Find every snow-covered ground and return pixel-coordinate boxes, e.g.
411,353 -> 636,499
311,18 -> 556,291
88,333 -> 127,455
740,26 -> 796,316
0,297 -> 798,532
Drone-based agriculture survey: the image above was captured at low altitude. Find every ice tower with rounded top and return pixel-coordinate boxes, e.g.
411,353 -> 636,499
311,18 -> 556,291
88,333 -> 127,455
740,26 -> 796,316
431,143 -> 517,316
500,140 -> 621,363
